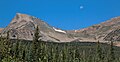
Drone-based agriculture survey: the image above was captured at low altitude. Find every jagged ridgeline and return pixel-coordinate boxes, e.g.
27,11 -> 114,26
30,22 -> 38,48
1,13 -> 74,42
0,13 -> 120,62
67,17 -> 120,42
0,13 -> 120,42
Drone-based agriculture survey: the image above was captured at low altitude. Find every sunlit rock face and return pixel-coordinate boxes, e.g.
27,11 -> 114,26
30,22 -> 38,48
67,17 -> 120,41
1,13 -> 74,42
1,13 -> 120,42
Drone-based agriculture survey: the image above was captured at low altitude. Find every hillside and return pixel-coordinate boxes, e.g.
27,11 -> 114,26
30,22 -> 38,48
67,17 -> 120,42
0,28 -> 3,33
1,13 -> 120,42
0,13 -> 120,62
1,13 -> 74,42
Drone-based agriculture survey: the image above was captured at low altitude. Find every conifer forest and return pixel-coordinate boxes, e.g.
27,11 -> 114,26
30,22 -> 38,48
0,27 -> 120,62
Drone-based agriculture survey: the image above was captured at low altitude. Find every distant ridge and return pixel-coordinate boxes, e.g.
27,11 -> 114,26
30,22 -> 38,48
1,13 -> 120,42
67,16 -> 120,41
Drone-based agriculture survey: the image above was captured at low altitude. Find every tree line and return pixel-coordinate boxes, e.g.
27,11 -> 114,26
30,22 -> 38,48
0,26 -> 120,62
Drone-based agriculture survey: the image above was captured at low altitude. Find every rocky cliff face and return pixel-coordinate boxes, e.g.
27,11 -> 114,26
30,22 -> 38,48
67,17 -> 120,41
104,29 -> 120,41
1,13 -> 74,42
1,13 -> 120,42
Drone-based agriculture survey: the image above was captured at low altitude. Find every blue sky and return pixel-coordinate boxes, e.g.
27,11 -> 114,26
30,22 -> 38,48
0,0 -> 120,30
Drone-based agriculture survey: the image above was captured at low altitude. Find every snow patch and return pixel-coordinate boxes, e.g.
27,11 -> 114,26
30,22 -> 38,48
75,30 -> 77,32
53,27 -> 66,33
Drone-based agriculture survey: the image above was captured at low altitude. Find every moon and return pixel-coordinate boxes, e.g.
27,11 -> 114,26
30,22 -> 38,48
80,6 -> 84,9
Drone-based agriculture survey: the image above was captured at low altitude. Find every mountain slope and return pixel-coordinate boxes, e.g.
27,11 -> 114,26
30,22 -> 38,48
1,13 -> 74,42
1,13 -> 120,42
67,17 -> 120,41
0,28 -> 3,33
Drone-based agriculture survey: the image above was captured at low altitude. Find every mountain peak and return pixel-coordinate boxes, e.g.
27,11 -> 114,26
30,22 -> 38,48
1,13 -> 73,42
16,13 -> 29,17
1,13 -> 120,42
10,13 -> 35,24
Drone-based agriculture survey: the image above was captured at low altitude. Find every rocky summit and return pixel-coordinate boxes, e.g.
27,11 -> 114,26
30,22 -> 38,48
1,13 -> 74,42
1,13 -> 120,42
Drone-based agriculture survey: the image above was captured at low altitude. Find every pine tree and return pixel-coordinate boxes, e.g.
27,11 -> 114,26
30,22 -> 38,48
96,40 -> 102,62
31,26 -> 40,62
0,33 -> 3,61
22,49 -> 25,61
14,41 -> 19,58
1,31 -> 13,61
108,41 -> 115,62
5,31 -> 11,58
62,45 -> 67,62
